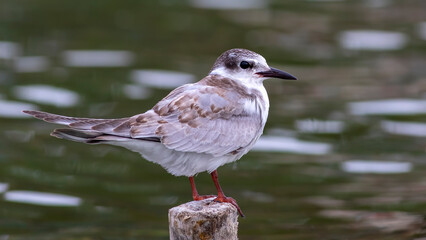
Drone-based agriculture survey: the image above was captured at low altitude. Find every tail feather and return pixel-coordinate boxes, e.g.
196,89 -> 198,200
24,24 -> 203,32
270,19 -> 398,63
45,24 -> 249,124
51,129 -> 103,143
23,110 -> 132,137
51,128 -> 132,144
23,110 -> 109,127
23,110 -> 157,143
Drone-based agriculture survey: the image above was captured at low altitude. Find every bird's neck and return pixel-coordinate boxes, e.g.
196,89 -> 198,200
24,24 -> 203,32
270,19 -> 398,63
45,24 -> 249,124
201,74 -> 270,120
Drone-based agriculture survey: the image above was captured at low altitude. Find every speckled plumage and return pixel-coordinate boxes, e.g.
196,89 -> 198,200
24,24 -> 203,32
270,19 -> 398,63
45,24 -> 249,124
24,48 -> 296,177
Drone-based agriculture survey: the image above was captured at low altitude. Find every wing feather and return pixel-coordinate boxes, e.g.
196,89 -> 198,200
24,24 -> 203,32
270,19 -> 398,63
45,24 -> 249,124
130,81 -> 264,157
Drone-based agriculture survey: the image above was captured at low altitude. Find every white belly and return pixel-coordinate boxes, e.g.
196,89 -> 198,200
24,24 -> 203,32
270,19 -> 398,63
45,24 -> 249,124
108,140 -> 238,177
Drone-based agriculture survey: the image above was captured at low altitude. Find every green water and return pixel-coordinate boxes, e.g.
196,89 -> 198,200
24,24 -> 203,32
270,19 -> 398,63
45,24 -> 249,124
1,1 -> 426,239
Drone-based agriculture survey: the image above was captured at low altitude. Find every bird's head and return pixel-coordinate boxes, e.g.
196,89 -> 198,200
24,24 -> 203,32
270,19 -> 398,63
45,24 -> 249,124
209,48 -> 297,84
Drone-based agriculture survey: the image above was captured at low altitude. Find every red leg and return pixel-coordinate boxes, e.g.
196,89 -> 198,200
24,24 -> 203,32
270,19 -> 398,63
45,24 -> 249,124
210,170 -> 245,217
189,176 -> 215,201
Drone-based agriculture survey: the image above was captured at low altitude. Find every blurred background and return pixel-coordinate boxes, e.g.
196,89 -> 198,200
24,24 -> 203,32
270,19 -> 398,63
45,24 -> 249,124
1,0 -> 426,239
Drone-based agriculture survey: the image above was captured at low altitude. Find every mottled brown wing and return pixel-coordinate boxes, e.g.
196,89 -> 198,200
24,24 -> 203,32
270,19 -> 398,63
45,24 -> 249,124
130,84 -> 263,156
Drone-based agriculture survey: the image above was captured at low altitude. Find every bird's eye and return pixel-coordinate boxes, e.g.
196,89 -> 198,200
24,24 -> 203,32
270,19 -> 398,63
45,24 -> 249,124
239,61 -> 251,69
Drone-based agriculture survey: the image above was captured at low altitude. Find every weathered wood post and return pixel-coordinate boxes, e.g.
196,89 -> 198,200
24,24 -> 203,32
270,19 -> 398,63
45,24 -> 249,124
168,198 -> 239,240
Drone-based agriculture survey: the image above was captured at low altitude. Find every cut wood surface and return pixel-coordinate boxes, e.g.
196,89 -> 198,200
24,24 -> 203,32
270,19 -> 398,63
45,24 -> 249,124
169,198 -> 239,240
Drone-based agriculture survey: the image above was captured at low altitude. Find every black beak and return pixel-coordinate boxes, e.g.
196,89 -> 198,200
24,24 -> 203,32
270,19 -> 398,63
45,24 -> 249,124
256,67 -> 297,80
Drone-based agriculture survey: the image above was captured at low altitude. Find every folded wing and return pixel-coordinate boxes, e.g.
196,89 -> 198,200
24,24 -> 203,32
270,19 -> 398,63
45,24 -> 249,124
24,81 -> 264,157
130,83 -> 263,156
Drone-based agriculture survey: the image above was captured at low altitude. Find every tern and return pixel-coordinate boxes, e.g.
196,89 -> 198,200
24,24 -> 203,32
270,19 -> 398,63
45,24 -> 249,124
24,48 -> 297,217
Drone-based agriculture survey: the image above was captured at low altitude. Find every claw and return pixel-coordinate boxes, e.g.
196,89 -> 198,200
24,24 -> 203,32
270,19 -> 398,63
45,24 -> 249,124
214,196 -> 245,217
189,172 -> 245,217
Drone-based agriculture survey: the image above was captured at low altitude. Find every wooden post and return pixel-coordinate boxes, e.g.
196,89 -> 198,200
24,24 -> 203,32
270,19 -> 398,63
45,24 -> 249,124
168,198 -> 239,240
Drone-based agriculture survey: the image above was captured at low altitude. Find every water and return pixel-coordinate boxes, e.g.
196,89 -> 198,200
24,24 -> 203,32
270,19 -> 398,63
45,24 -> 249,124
131,70 -> 195,89
13,85 -> 80,107
419,22 -> 426,40
0,100 -> 38,118
0,41 -> 21,59
4,191 -> 82,207
348,99 -> 426,116
62,50 -> 136,67
341,160 -> 412,174
252,136 -> 333,155
189,0 -> 267,10
13,56 -> 50,73
1,1 -> 426,239
295,119 -> 345,134
338,30 -> 408,51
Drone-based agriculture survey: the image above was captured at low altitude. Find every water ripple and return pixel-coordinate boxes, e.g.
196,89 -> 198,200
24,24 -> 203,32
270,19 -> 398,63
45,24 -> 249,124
0,100 -> 38,118
14,56 -> 50,73
62,50 -> 135,67
253,136 -> 332,155
4,190 -> 82,207
131,69 -> 195,89
189,0 -> 266,9
342,160 -> 412,174
348,98 -> 426,116
0,41 -> 21,59
13,84 -> 80,107
339,30 -> 408,50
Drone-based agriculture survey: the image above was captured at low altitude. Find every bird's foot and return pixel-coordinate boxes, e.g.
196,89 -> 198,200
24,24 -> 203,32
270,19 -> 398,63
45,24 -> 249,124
193,194 -> 216,201
214,196 -> 245,217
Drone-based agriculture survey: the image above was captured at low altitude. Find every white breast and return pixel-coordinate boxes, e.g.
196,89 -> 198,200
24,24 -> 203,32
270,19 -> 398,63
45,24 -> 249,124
257,84 -> 270,125
242,84 -> 269,126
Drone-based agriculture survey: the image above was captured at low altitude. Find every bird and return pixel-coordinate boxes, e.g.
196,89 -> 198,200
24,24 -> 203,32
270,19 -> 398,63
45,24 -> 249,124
23,48 -> 297,217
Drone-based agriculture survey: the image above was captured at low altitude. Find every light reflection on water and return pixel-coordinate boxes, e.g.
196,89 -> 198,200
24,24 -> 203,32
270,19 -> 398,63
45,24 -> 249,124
338,30 -> 408,51
253,135 -> 333,155
122,84 -> 152,100
13,56 -> 50,73
306,0 -> 345,2
189,0 -> 266,10
4,190 -> 82,207
348,98 -> 426,115
363,0 -> 392,8
341,160 -> 412,174
381,120 -> 426,137
295,119 -> 345,134
0,183 -> 9,193
13,84 -> 80,107
62,50 -> 135,67
0,100 -> 38,118
0,41 -> 21,59
319,210 -> 422,233
418,22 -> 426,40
131,69 -> 195,89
